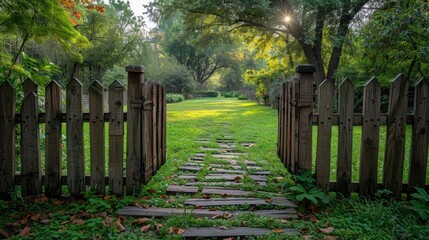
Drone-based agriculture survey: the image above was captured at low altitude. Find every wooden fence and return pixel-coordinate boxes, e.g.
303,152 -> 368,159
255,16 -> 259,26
278,64 -> 429,197
0,65 -> 167,199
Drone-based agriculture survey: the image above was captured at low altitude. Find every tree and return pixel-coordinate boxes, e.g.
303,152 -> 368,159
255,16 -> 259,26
150,0 -> 370,85
156,14 -> 239,88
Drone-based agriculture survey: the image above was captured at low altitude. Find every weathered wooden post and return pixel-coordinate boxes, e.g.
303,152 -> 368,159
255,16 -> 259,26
126,65 -> 145,194
294,65 -> 315,173
0,81 -> 16,200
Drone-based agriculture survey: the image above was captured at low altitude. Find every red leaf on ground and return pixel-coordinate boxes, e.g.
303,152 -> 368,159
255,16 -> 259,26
72,219 -> 84,225
202,194 -> 212,199
31,214 -> 41,221
53,200 -> 64,205
0,229 -> 10,238
155,223 -> 163,233
148,189 -> 156,194
273,229 -> 284,233
140,224 -> 151,232
40,196 -> 49,202
103,195 -> 113,200
142,196 -> 152,200
222,212 -> 233,219
134,218 -> 151,225
193,206 -> 203,209
142,204 -> 150,209
318,227 -> 334,234
19,227 -> 31,237
264,198 -> 273,203
233,176 -> 242,183
115,218 -> 125,232
159,195 -> 168,199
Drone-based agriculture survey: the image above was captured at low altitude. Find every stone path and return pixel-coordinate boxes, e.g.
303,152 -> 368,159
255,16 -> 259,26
118,123 -> 297,238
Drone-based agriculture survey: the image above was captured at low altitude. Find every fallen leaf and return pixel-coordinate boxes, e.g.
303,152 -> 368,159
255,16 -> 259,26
233,176 -> 242,183
134,218 -> 151,225
202,194 -> 212,199
326,236 -> 337,240
104,195 -> 113,200
165,198 -> 176,204
209,207 -> 217,211
306,214 -> 319,223
140,224 -> 151,233
222,238 -> 235,240
72,219 -> 84,225
40,196 -> 49,202
53,200 -> 64,205
31,214 -> 41,221
274,177 -> 284,182
155,223 -> 163,233
0,229 -> 10,238
193,206 -> 203,209
19,227 -> 31,237
221,193 -> 229,198
303,235 -> 311,240
168,227 -> 185,234
318,227 -> 334,234
143,196 -> 152,200
273,229 -> 284,233
175,228 -> 185,234
222,212 -> 233,219
148,189 -> 156,194
264,198 -> 273,203
132,202 -> 144,208
115,219 -> 125,232
159,195 -> 168,199
280,219 -> 289,224
178,204 -> 184,208
142,204 -> 150,209
218,226 -> 229,230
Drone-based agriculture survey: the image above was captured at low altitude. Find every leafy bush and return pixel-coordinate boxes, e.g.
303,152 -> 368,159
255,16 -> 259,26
237,94 -> 248,100
223,91 -> 237,98
409,187 -> 429,221
283,170 -> 330,206
166,93 -> 184,103
192,91 -> 219,98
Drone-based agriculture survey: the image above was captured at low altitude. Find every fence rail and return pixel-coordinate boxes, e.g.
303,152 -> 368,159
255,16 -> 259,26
278,64 -> 429,197
0,65 -> 167,199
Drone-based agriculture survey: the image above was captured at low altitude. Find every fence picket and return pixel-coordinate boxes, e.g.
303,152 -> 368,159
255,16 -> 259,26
161,86 -> 167,165
144,81 -> 154,183
151,82 -> 158,175
337,78 -> 354,197
409,78 -> 429,188
108,80 -> 125,196
359,78 -> 381,196
156,84 -> 162,173
89,81 -> 106,194
0,82 -> 16,199
45,81 -> 62,197
21,92 -> 42,196
66,78 -> 85,196
126,66 -> 145,194
316,80 -> 334,190
383,74 -> 409,197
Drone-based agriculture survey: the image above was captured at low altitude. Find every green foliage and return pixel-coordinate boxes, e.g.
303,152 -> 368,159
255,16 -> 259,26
409,187 -> 429,221
237,94 -> 248,100
284,171 -> 330,206
166,93 -> 185,103
223,92 -> 237,98
192,91 -> 219,98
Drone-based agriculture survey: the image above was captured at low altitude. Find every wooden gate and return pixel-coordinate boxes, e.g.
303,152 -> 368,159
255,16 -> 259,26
0,65 -> 167,199
278,64 -> 429,197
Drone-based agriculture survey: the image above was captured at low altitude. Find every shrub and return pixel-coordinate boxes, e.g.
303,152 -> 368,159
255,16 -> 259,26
237,94 -> 248,100
223,92 -> 237,98
166,94 -> 184,103
192,91 -> 219,98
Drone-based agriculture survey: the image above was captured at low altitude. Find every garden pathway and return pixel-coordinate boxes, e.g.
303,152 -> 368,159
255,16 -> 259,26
118,123 -> 298,238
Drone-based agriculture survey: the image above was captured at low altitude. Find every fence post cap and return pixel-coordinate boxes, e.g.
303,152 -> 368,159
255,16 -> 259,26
126,65 -> 145,73
296,64 -> 316,73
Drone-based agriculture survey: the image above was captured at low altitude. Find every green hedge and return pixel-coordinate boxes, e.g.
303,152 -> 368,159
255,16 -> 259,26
223,91 -> 238,98
237,94 -> 248,100
166,94 -> 185,103
192,91 -> 219,98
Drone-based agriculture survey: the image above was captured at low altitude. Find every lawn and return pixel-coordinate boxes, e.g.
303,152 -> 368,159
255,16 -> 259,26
1,97 -> 428,239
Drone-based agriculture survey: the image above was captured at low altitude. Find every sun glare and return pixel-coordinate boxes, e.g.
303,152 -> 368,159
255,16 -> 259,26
284,15 -> 291,23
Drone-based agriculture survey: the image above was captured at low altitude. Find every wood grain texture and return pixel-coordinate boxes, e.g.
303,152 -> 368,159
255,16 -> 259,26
108,80 -> 125,196
296,67 -> 314,173
66,78 -> 85,196
0,81 -> 16,199
182,227 -> 297,238
337,78 -> 354,197
21,92 -> 42,196
359,78 -> 381,196
126,66 -> 145,194
161,86 -> 167,165
89,81 -> 106,194
408,78 -> 429,188
45,81 -> 62,197
316,80 -> 334,190
143,81 -> 154,183
383,74 -> 409,197
184,197 -> 297,207
166,185 -> 199,194
156,84 -> 162,173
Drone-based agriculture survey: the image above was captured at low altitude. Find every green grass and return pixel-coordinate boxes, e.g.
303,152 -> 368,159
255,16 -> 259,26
2,97 -> 428,239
